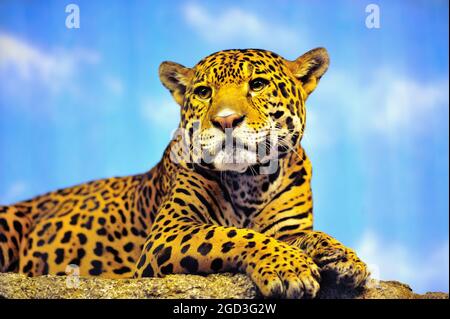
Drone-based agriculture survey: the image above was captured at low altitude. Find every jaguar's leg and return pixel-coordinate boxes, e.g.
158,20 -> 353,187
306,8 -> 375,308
285,231 -> 369,288
134,216 -> 321,299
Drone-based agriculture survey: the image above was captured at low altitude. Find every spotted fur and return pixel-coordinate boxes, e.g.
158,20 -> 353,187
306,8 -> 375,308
0,48 -> 369,298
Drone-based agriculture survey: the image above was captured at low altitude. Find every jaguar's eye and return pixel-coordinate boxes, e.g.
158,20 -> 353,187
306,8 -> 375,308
194,86 -> 212,99
249,78 -> 269,92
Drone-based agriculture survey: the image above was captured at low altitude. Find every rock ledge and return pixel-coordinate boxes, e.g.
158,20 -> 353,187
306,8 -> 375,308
0,272 -> 447,299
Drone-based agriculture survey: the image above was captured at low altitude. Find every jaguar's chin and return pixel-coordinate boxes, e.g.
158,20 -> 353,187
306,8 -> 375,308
213,162 -> 249,173
210,148 -> 258,172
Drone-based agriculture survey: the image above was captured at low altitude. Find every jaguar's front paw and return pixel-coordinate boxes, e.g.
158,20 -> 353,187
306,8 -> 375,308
304,232 -> 369,288
319,247 -> 369,288
247,243 -> 321,299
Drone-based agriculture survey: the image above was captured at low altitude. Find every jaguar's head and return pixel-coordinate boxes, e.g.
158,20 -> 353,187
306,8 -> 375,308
160,48 -> 329,172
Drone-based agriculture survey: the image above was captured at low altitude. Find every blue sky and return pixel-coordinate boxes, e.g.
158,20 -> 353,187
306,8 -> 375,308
0,0 -> 448,292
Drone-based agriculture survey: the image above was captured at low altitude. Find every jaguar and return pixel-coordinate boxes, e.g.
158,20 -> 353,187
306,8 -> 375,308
0,48 -> 369,298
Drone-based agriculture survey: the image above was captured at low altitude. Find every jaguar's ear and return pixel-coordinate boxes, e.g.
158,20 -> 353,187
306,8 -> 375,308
159,61 -> 194,106
286,47 -> 329,98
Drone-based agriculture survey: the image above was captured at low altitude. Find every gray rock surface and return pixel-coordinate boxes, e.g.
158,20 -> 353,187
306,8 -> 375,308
0,272 -> 447,299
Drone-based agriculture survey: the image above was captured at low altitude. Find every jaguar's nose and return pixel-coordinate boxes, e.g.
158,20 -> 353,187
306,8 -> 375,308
211,113 -> 246,131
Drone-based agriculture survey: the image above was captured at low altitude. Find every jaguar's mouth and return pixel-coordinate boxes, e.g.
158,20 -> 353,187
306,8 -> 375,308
190,124 -> 291,172
210,147 -> 258,172
198,138 -> 281,172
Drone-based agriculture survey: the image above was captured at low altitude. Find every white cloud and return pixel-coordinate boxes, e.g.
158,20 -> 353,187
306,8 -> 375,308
0,32 -> 131,118
0,181 -> 27,204
0,32 -> 100,101
140,95 -> 180,129
303,69 -> 449,151
370,75 -> 449,135
357,230 -> 449,293
182,3 -> 306,54
103,74 -> 124,96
